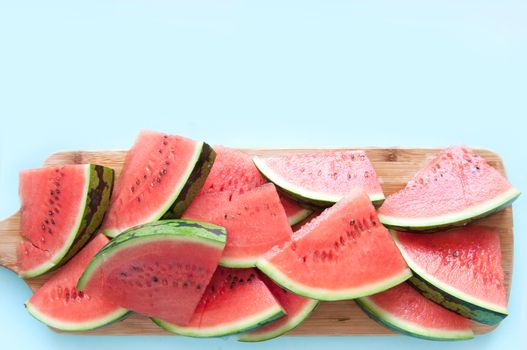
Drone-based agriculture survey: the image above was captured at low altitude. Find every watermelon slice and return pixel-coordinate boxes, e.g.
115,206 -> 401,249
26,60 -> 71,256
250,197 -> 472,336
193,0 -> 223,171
153,267 -> 285,337
17,164 -> 114,278
184,183 -> 293,267
393,226 -> 507,325
78,220 -> 226,325
101,131 -> 215,237
239,273 -> 319,342
253,151 -> 384,207
280,196 -> 313,226
378,146 -> 520,231
25,234 -> 128,331
184,146 -> 311,226
357,283 -> 474,340
257,190 -> 411,301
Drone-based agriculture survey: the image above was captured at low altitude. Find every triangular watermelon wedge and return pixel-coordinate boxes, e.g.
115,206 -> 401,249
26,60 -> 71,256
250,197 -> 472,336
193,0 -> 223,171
257,190 -> 411,301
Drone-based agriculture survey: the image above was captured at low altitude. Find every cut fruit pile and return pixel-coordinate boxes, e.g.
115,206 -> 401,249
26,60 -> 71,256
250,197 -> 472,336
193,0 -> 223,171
13,133 -> 518,342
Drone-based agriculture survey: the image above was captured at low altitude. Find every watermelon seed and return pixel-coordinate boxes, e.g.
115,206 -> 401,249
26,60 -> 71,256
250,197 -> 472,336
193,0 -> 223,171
152,276 -> 159,283
57,286 -> 62,295
49,199 -> 54,205
452,250 -> 459,257
131,186 -> 135,193
183,282 -> 189,288
45,219 -> 49,224
71,290 -> 77,299
137,197 -> 141,203
349,219 -> 355,225
56,189 -> 60,194
163,141 -> 168,146
161,169 -> 167,175
196,284 -> 202,290
54,207 -> 59,214
156,177 -> 161,183
51,219 -> 55,225
41,224 -> 45,231
158,149 -> 163,154
40,236 -> 45,243
143,174 -> 147,179
50,190 -> 55,196
48,228 -> 53,235
55,196 -> 59,201
165,161 -> 170,166
120,272 -> 127,278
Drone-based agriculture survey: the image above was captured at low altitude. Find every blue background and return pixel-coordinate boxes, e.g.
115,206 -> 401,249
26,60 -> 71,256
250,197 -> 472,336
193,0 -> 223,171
0,1 -> 525,349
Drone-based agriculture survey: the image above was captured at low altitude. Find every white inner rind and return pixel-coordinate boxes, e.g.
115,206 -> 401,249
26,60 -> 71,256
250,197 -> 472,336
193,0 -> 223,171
21,165 -> 91,278
357,297 -> 474,340
25,301 -> 128,331
287,208 -> 313,226
239,299 -> 319,341
379,187 -> 520,228
154,304 -> 285,337
392,233 -> 509,315
253,156 -> 385,204
256,259 -> 412,301
108,142 -> 204,237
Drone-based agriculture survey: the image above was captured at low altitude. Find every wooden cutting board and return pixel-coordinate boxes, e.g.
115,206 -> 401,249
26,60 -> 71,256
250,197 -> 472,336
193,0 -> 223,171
0,147 -> 514,336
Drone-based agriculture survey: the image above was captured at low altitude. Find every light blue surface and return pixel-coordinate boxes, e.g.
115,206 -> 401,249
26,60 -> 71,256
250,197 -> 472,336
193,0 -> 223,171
1,0 -> 526,349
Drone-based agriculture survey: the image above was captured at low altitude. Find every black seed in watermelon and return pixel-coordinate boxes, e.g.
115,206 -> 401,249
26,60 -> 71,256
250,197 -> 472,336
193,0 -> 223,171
356,282 -> 474,340
257,189 -> 411,301
378,146 -> 520,231
17,164 -> 114,278
153,267 -> 285,337
101,130 -> 215,237
25,234 -> 128,331
393,226 -> 508,325
77,220 -> 227,325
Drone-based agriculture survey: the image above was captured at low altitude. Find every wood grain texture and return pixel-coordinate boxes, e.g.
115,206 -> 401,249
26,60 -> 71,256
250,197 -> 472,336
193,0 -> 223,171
0,147 -> 514,336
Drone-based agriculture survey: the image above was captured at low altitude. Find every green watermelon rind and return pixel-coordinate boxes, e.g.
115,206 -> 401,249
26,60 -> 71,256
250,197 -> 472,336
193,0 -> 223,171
355,297 -> 474,341
152,304 -> 285,338
286,207 -> 313,226
256,259 -> 412,301
24,301 -> 129,332
253,156 -> 385,208
379,187 -> 520,231
20,164 -> 114,279
77,220 -> 227,291
392,232 -> 508,325
104,142 -> 216,238
238,299 -> 319,342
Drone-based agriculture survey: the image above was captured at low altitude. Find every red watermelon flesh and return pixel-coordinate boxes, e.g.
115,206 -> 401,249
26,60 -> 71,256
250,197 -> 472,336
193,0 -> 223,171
153,267 -> 285,337
185,146 -> 309,225
239,273 -> 319,341
79,231 -> 224,325
184,183 -> 293,267
393,226 -> 507,314
357,283 -> 473,340
253,151 -> 384,206
101,130 -> 214,237
257,190 -> 411,301
18,166 -> 88,275
25,234 -> 127,330
378,146 -> 519,230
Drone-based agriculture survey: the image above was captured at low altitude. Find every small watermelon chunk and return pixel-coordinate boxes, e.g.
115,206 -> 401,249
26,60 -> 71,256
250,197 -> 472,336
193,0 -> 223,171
393,226 -> 508,325
25,234 -> 128,331
257,190 -> 411,301
253,151 -> 384,207
153,267 -> 285,337
185,146 -> 310,226
17,164 -> 114,278
78,220 -> 226,325
357,283 -> 474,340
101,131 -> 215,237
378,146 -> 520,231
239,273 -> 319,342
184,183 -> 293,268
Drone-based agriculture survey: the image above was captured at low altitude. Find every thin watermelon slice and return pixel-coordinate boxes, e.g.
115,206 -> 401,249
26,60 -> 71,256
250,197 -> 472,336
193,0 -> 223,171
239,273 -> 319,342
17,164 -> 114,278
253,151 -> 384,207
184,146 -> 311,226
184,183 -> 293,268
280,196 -> 313,226
357,283 -> 474,340
101,131 -> 215,237
153,267 -> 285,337
25,234 -> 128,331
378,146 -> 520,231
393,226 -> 507,325
257,190 -> 411,301
78,220 -> 226,325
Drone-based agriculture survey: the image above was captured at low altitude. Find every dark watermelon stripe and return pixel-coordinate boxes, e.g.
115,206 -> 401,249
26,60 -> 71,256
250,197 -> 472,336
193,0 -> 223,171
62,165 -> 115,263
408,275 -> 507,326
163,142 -> 216,219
